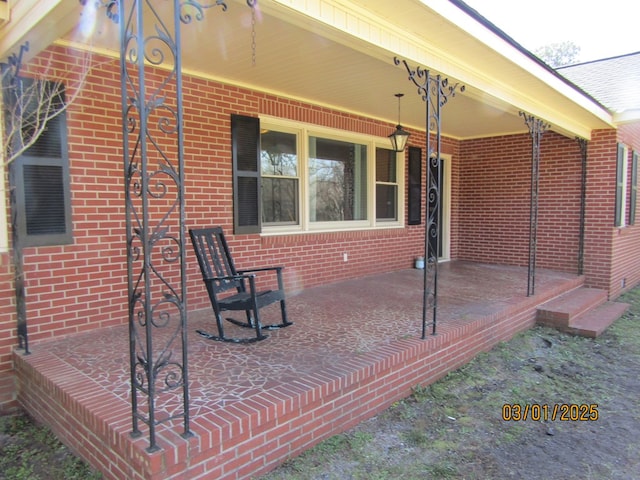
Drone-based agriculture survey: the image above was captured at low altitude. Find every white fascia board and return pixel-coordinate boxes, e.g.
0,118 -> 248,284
613,110 -> 640,125
419,1 -> 613,126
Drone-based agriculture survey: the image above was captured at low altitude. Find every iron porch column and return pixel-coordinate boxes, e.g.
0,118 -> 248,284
395,58 -> 463,338
520,112 -> 549,297
576,137 -> 588,275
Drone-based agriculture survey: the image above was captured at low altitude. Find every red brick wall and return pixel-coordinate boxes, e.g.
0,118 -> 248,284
0,251 -> 16,411
0,44 -> 433,381
457,132 -> 583,273
581,126 -> 640,298
0,46 -> 129,409
582,129 -> 617,292
448,139 -> 462,259
21,47 -> 127,345
457,126 -> 640,299
609,123 -> 640,298
2,41 -> 637,408
184,89 -> 434,301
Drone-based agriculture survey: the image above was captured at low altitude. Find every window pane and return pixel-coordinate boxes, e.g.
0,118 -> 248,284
261,130 -> 299,226
309,137 -> 367,222
261,131 -> 297,176
376,184 -> 397,221
376,148 -> 396,182
19,78 -> 65,158
263,177 -> 299,224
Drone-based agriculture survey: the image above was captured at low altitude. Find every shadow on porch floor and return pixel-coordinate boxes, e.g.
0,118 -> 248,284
14,261 -> 582,480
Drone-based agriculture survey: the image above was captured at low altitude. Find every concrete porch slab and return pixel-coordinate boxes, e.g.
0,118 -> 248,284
13,262 -> 585,479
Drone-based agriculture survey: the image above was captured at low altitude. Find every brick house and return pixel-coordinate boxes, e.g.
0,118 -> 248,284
0,0 -> 639,476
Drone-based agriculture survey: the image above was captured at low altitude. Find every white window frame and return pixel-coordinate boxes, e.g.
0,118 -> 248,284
260,116 -> 405,235
260,125 -> 301,227
439,153 -> 452,261
616,144 -> 629,228
375,147 -> 401,224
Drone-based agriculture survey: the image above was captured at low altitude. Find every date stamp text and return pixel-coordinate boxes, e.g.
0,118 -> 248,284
502,403 -> 598,422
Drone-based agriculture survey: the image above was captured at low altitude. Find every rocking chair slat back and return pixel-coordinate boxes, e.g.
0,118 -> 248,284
190,227 -> 241,295
188,226 -> 293,343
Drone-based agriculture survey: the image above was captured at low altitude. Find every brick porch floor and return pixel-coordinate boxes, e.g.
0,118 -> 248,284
13,261 -> 583,479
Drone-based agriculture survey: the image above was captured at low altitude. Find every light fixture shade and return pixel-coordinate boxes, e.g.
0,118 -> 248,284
389,125 -> 410,152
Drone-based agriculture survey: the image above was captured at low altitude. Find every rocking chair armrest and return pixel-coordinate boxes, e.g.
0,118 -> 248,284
237,266 -> 284,275
205,273 -> 256,283
237,266 -> 285,290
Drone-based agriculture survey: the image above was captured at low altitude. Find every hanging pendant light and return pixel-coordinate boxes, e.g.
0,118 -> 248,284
388,93 -> 410,152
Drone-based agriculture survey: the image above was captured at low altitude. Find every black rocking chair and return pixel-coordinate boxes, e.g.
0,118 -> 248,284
189,226 -> 292,343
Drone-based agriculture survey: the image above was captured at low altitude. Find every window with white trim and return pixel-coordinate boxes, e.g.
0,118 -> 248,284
261,129 -> 299,225
233,115 -> 404,234
630,151 -> 638,226
615,143 -> 628,228
376,147 -> 399,222
308,135 -> 367,223
262,118 -> 403,233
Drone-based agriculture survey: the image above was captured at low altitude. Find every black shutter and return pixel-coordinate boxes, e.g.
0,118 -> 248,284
630,151 -> 638,226
231,114 -> 261,234
408,146 -> 421,225
615,143 -> 625,227
9,78 -> 72,247
23,164 -> 66,235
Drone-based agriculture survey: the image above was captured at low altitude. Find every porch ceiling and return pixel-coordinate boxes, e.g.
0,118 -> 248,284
1,0 -> 615,140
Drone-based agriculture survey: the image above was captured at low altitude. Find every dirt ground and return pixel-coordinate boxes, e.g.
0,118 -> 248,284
2,288 -> 640,480
261,287 -> 640,480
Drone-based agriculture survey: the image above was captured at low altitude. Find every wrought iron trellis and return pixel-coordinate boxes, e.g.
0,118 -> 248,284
96,0 -> 256,452
520,112 -> 549,297
394,57 -> 464,339
2,42 -> 31,355
576,137 -> 588,275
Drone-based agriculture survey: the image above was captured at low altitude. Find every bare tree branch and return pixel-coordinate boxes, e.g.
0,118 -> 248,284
2,46 -> 97,166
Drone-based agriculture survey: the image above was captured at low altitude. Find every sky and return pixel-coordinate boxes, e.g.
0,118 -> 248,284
462,0 -> 640,63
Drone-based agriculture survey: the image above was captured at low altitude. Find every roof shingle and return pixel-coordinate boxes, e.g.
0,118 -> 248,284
557,51 -> 640,113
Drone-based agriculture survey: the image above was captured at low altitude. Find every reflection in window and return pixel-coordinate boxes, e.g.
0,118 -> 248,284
309,137 -> 367,222
261,130 -> 299,224
376,147 -> 398,221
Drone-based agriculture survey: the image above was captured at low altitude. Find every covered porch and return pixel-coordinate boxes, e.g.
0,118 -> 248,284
14,261 -> 586,480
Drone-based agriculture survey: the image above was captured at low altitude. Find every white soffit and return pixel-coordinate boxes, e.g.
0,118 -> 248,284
270,0 -> 613,138
3,0 -> 616,140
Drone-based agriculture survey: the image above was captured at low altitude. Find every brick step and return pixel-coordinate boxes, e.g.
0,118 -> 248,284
537,287 -> 608,328
537,287 -> 630,337
564,301 -> 630,338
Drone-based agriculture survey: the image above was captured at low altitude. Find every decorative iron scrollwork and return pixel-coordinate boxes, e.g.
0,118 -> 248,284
93,0 -> 232,453
1,42 -> 32,355
395,57 -> 464,338
180,0 -> 228,24
520,112 -> 549,296
82,0 -> 120,23
1,42 -> 29,86
108,0 -> 260,453
88,0 -> 244,25
576,137 -> 587,275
